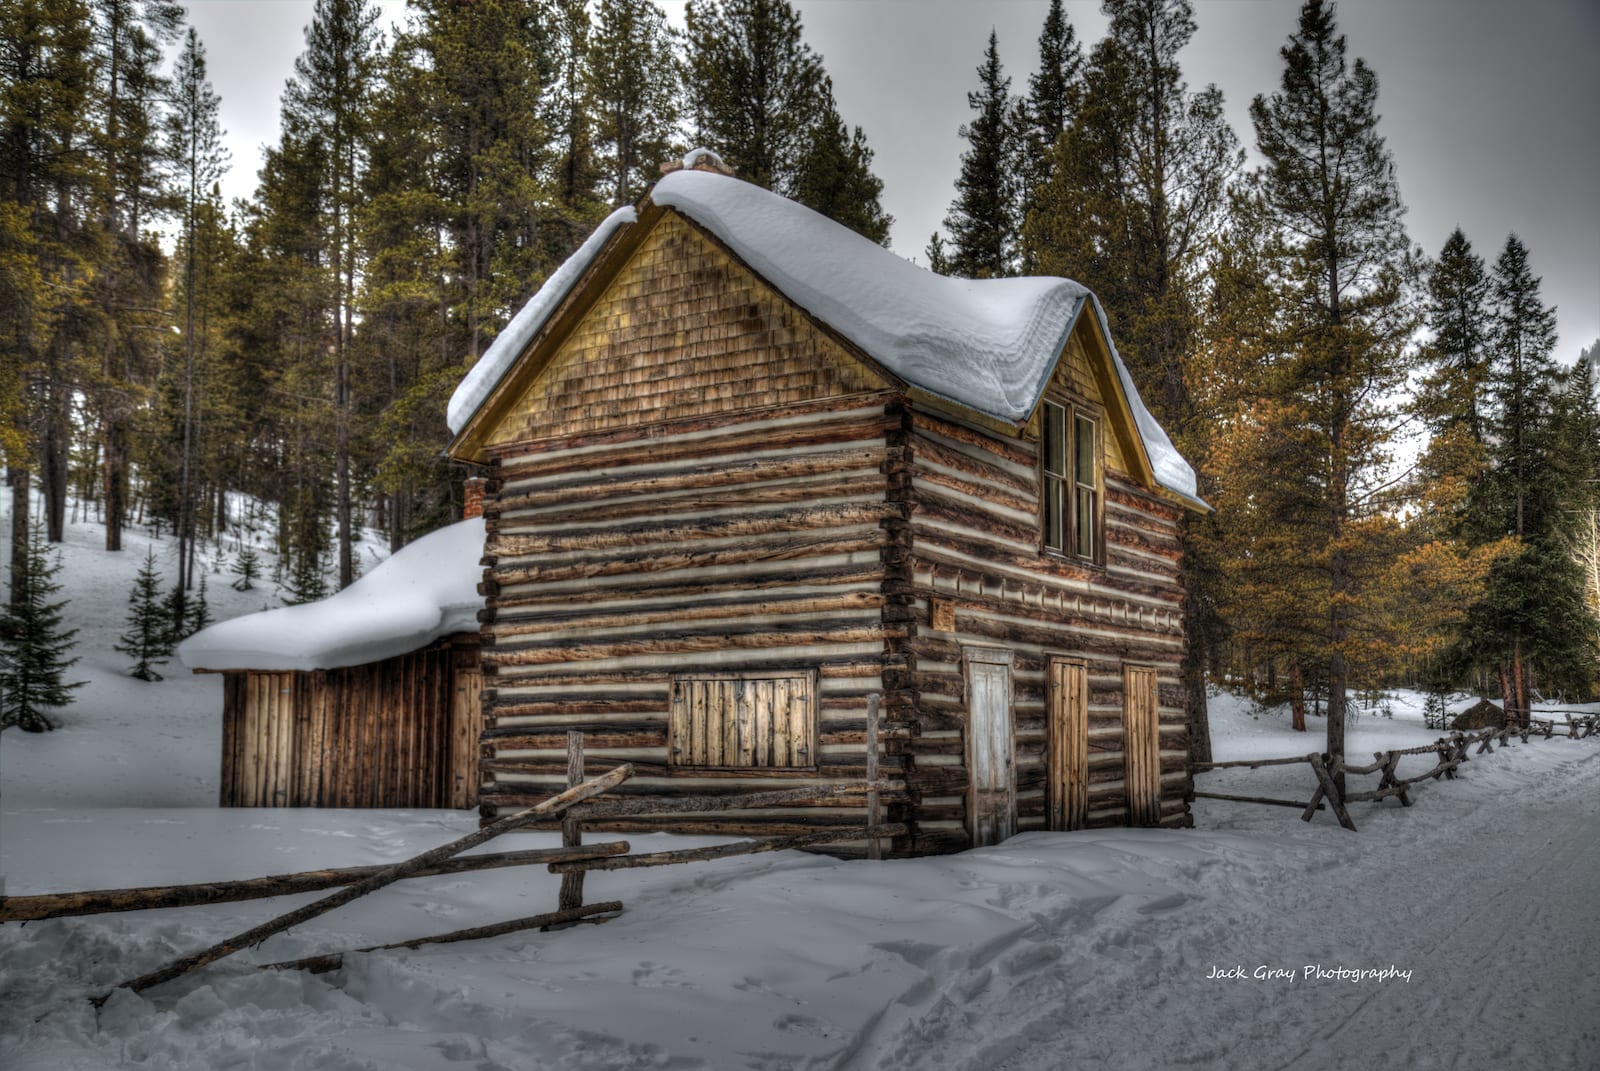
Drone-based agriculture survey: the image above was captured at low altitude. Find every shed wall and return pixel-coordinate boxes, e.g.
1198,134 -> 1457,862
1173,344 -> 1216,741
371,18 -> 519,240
218,637 -> 480,808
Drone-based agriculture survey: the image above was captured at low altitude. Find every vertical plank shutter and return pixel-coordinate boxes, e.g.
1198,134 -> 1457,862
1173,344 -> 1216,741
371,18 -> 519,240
670,672 -> 815,768
1048,658 -> 1089,831
1123,665 -> 1162,826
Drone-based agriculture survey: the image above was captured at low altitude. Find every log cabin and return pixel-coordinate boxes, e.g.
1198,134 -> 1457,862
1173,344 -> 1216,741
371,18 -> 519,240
178,518 -> 487,810
447,150 -> 1208,856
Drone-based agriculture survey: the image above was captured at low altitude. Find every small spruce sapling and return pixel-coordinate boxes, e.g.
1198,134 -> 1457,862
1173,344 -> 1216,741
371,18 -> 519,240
116,548 -> 175,681
187,573 -> 212,635
1,522 -> 84,731
232,545 -> 261,591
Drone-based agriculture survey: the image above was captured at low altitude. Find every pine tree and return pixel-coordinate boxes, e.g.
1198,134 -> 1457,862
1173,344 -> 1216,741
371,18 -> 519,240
164,27 -> 229,603
590,0 -> 681,205
790,78 -> 892,244
1412,228 -> 1492,540
1,0 -> 97,576
233,545 -> 262,591
1484,235 -> 1560,541
941,30 -> 1018,278
0,522 -> 82,730
186,571 -> 212,636
1247,0 -> 1416,783
283,0 -> 383,592
684,0 -> 824,191
114,547 -> 171,680
285,547 -> 328,606
1014,0 -> 1082,265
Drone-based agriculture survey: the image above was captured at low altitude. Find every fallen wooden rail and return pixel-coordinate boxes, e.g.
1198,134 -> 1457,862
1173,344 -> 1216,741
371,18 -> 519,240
548,823 -> 912,874
1,843 -> 630,923
261,901 -> 624,975
90,763 -> 634,1005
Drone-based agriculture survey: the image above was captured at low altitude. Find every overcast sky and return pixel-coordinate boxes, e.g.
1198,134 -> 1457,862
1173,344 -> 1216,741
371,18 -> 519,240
184,0 -> 1599,361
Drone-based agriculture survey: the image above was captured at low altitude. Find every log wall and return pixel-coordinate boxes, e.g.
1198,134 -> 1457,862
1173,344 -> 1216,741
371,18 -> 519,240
219,636 -> 481,809
900,406 -> 1193,854
477,399 -> 909,852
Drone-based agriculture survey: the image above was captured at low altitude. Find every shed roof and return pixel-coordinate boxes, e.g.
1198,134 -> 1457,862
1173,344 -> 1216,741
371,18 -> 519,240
447,154 -> 1199,504
178,518 -> 486,672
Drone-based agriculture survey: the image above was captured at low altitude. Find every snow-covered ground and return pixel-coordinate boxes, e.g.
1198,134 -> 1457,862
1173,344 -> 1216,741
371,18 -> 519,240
3,504 -> 1598,1070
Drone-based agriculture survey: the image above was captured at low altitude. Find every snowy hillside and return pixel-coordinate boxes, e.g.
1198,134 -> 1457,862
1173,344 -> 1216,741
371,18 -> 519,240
3,503 -> 1598,1070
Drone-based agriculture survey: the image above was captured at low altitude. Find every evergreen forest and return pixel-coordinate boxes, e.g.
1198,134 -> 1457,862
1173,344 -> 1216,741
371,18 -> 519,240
2,0 -> 1597,766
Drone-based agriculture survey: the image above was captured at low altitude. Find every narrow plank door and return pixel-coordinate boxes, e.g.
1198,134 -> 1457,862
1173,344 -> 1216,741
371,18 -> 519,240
1048,657 -> 1089,831
966,648 -> 1016,846
1123,665 -> 1162,826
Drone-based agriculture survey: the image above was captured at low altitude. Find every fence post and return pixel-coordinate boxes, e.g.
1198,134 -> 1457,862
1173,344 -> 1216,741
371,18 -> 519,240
866,693 -> 881,861
559,731 -> 586,912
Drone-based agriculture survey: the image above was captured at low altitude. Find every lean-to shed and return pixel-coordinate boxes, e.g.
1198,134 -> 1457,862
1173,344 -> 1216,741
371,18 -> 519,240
179,518 -> 487,809
447,150 -> 1208,855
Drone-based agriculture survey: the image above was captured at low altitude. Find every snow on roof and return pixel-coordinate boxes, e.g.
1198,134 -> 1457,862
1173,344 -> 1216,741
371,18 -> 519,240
446,161 -> 1198,501
178,517 -> 486,672
447,207 -> 637,437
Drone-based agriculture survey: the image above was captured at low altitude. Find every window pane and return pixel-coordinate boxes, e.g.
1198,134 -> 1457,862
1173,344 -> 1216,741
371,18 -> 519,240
1075,487 -> 1096,558
1075,414 -> 1095,485
1044,478 -> 1063,550
1044,403 -> 1066,476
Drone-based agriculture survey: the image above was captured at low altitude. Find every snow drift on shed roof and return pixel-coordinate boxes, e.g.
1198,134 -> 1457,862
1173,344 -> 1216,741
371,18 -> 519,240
446,157 -> 1198,501
178,517 -> 486,672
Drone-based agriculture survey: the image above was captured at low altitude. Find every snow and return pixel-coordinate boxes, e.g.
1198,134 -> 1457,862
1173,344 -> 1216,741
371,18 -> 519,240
177,517 -> 486,672
444,166 -> 1200,503
445,207 -> 638,436
4,502 -> 1597,1069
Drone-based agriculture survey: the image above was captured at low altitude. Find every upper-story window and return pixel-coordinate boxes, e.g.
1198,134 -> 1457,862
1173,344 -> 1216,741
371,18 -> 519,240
1042,399 -> 1101,562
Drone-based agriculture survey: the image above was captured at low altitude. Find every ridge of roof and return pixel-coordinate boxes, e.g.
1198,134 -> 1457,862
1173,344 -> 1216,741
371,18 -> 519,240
445,159 -> 1199,502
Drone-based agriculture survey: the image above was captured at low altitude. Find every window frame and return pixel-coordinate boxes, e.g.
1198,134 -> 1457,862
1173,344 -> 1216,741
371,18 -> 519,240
1039,397 -> 1104,565
667,669 -> 819,772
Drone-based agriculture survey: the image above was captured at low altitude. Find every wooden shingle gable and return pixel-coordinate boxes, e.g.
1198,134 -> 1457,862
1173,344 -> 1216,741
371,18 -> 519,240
448,207 -> 898,464
1018,308 -> 1200,511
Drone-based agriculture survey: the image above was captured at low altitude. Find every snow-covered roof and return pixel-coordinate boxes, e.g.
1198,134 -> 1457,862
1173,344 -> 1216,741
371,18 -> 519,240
178,517 -> 486,672
446,153 -> 1198,502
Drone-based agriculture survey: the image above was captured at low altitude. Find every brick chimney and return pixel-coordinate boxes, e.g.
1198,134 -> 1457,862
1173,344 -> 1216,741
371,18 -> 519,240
462,476 -> 486,520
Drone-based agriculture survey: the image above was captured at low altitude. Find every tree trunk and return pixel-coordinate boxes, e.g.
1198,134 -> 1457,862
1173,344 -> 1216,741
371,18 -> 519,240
1291,658 -> 1306,733
7,468 -> 28,609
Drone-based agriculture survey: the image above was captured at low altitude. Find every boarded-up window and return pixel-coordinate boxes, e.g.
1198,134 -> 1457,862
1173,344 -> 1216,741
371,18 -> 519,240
1123,665 -> 1162,826
669,671 -> 817,768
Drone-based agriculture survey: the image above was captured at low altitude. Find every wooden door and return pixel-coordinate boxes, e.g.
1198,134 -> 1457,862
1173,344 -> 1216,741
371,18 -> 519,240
966,647 -> 1016,846
1123,665 -> 1162,826
450,664 -> 484,809
1047,657 -> 1089,831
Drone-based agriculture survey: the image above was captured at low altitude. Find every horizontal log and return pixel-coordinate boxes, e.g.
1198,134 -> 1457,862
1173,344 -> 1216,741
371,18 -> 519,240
911,411 -> 1036,470
528,782 -> 889,820
491,403 -> 894,481
501,476 -> 889,531
490,503 -> 901,558
548,824 -> 911,873
1193,791 -> 1323,810
1192,755 -> 1316,770
0,843 -> 631,923
484,623 -> 900,667
488,533 -> 884,589
495,447 -> 888,513
261,902 -> 625,975
490,591 -> 884,640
